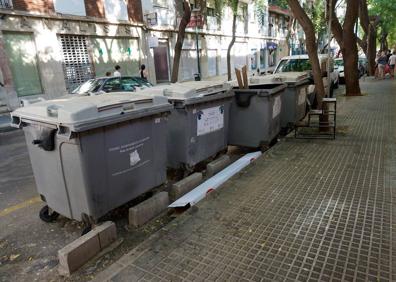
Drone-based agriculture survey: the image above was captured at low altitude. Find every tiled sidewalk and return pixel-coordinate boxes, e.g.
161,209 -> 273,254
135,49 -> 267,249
95,79 -> 396,282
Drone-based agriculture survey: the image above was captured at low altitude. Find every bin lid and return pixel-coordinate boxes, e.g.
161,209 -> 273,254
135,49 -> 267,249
250,72 -> 310,86
164,81 -> 232,100
11,93 -> 172,132
138,80 -> 233,105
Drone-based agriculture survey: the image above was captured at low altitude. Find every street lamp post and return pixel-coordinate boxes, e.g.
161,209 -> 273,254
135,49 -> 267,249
195,25 -> 201,80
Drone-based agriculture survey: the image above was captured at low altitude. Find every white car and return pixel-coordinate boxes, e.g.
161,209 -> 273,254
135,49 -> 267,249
334,58 -> 345,83
335,57 -> 365,83
273,54 -> 339,96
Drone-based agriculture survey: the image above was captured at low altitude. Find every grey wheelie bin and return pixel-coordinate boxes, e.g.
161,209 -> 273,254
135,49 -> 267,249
251,73 -> 310,130
139,81 -> 233,170
11,93 -> 172,223
228,83 -> 286,149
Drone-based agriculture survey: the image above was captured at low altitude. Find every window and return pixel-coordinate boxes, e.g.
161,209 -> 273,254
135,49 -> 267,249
335,60 -> 344,67
72,78 -> 106,95
120,77 -> 139,91
275,59 -> 312,73
3,32 -> 43,97
239,3 -> 248,20
250,49 -> 257,70
189,0 -> 200,10
153,0 -> 167,8
260,49 -> 266,69
104,0 -> 128,21
53,0 -> 86,16
0,0 -> 13,9
59,35 -> 94,92
102,77 -> 122,92
207,7 -> 215,17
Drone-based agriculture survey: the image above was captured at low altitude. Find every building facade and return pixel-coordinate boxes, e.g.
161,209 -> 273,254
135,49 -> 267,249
0,0 -> 291,111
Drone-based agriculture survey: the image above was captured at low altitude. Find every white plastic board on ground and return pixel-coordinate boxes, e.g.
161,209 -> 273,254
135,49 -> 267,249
169,151 -> 262,208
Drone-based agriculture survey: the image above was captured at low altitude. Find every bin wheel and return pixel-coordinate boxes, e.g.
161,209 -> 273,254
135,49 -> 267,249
39,205 -> 59,223
81,225 -> 92,236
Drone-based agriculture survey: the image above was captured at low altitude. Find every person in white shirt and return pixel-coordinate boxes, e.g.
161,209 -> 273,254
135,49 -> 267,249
388,51 -> 396,79
113,65 -> 121,77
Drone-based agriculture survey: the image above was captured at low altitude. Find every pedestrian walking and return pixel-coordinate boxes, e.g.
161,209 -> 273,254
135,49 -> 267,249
113,65 -> 121,77
389,51 -> 396,79
139,64 -> 148,80
377,51 -> 388,79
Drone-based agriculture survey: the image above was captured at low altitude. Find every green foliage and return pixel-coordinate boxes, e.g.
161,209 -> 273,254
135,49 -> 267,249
309,0 -> 327,38
368,0 -> 396,45
229,0 -> 239,14
214,0 -> 225,22
255,0 -> 266,26
213,0 -> 238,21
268,0 -> 288,9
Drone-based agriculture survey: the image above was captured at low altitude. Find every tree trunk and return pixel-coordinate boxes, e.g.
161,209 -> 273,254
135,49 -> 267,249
367,24 -> 377,75
287,0 -> 326,106
227,13 -> 237,81
171,0 -> 191,83
359,0 -> 376,76
342,0 -> 361,96
328,0 -> 361,96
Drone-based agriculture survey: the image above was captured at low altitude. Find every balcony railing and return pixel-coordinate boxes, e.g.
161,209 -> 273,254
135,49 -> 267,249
0,0 -> 12,9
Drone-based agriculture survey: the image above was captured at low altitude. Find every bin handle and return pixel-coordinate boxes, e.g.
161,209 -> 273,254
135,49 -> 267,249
235,92 -> 256,107
32,128 -> 57,151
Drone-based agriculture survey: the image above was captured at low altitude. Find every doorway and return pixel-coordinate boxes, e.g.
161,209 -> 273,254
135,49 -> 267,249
153,41 -> 170,83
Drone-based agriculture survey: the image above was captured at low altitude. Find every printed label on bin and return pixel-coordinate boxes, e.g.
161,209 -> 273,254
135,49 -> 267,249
298,88 -> 307,105
108,136 -> 151,177
272,96 -> 281,118
197,105 -> 224,136
129,150 -> 141,166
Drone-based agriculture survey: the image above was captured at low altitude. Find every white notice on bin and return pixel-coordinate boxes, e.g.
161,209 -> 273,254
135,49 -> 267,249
197,106 -> 224,136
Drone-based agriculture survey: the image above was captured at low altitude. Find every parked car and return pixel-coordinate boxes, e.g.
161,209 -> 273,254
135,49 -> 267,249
334,57 -> 366,84
269,54 -> 339,99
334,58 -> 345,83
72,76 -> 153,95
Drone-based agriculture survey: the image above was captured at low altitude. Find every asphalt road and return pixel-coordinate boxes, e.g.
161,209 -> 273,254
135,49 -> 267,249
0,130 -> 85,281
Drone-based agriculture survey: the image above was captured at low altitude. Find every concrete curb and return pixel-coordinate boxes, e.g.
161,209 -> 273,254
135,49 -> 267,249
128,192 -> 169,227
58,221 -> 117,276
169,172 -> 203,202
206,155 -> 231,177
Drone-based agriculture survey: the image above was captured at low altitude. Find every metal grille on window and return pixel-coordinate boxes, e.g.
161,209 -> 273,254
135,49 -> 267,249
0,0 -> 13,9
59,35 -> 94,92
